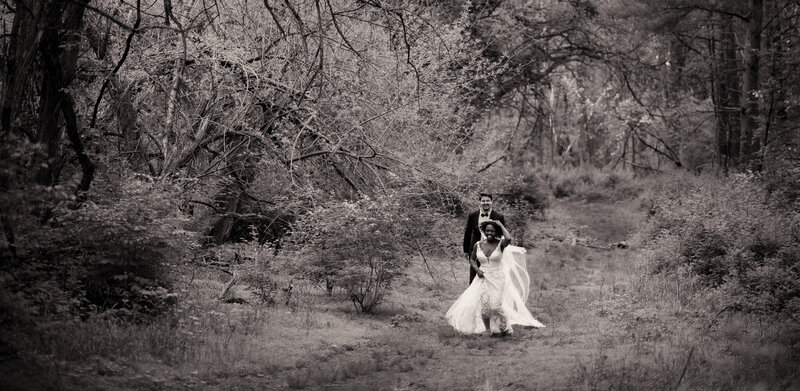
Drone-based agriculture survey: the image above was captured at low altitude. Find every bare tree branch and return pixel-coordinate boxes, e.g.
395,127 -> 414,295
283,0 -> 308,55
326,0 -> 361,56
263,0 -> 287,39
90,0 -> 140,129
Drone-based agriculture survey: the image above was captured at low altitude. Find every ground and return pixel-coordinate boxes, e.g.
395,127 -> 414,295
15,197 -> 798,390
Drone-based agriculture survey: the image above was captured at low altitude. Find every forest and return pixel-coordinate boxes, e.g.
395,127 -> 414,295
1,0 -> 799,389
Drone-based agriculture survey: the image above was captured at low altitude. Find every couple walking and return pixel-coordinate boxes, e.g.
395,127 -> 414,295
445,193 -> 545,336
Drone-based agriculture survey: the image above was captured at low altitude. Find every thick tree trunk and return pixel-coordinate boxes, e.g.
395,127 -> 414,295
1,0 -> 43,136
739,0 -> 763,168
35,5 -> 67,186
713,15 -> 741,173
31,0 -> 88,186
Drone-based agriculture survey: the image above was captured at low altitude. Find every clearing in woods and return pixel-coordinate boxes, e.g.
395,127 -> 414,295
52,199 -> 643,390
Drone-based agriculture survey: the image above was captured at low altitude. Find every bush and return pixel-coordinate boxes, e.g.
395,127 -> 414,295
239,269 -> 280,305
636,173 -> 800,317
289,195 -> 410,312
4,177 -> 191,320
540,167 -> 642,202
501,172 -> 551,217
764,150 -> 800,211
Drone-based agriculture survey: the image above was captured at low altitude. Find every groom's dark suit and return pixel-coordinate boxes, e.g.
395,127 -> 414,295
463,210 -> 505,284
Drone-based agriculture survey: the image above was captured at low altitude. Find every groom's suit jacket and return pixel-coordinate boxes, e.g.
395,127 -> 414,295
463,210 -> 505,284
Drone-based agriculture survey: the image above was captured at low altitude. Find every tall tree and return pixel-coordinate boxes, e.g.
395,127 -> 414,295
740,0 -> 763,167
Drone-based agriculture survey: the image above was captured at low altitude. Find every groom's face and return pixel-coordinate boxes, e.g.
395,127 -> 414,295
480,196 -> 492,212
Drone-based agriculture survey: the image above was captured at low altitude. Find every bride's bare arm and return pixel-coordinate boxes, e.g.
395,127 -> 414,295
495,220 -> 513,249
469,243 -> 484,278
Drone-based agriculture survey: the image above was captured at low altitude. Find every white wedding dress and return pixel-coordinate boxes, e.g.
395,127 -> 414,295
445,243 -> 545,334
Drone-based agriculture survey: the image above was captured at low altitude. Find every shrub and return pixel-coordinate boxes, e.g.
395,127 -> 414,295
7,177 -> 192,320
637,173 -> 800,317
239,269 -> 279,305
539,167 -> 642,202
290,195 -> 410,312
764,150 -> 800,211
501,171 -> 551,217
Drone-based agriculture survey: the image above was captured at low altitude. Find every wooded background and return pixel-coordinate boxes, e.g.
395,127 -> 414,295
2,1 -> 800,388
3,0 -> 798,217
3,0 -> 800,314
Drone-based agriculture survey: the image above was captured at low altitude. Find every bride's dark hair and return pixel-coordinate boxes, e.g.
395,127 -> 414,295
479,221 -> 500,234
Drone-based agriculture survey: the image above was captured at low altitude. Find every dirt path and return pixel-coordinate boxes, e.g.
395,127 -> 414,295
320,199 -> 641,390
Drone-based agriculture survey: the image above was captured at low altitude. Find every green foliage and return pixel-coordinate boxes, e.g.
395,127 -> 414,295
637,173 -> 800,316
231,247 -> 283,305
765,150 -> 800,211
539,167 -> 643,202
239,271 -> 279,305
500,171 -> 551,217
289,195 -> 410,312
4,177 -> 193,320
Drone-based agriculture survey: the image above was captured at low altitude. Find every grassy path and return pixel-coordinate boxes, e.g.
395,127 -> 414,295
46,199 -> 642,390
14,194 -> 798,389
295,199 -> 642,390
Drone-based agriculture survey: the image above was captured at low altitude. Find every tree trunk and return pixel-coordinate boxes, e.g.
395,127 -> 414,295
1,0 -> 43,136
35,18 -> 64,186
61,92 -> 95,191
111,78 -> 145,168
714,14 -> 741,172
211,179 -> 245,244
31,0 -> 88,186
739,0 -> 763,168
163,57 -> 184,172
760,0 -> 788,169
709,17 -> 724,175
630,130 -> 638,175
537,114 -> 543,166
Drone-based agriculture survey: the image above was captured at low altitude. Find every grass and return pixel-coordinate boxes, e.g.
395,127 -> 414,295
3,172 -> 799,390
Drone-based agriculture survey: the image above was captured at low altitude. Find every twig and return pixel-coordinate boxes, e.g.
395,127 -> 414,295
218,270 -> 239,300
283,0 -> 308,55
674,346 -> 694,390
325,0 -> 361,56
188,199 -> 222,213
263,0 -> 287,39
477,155 -> 506,173
89,0 -> 141,128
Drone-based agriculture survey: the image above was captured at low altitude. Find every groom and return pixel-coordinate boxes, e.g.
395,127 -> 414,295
463,192 -> 506,285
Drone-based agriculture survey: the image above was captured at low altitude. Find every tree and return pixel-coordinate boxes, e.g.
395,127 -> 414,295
2,0 -> 94,190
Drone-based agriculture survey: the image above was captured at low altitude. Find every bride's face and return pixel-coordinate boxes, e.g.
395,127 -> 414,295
484,225 -> 498,241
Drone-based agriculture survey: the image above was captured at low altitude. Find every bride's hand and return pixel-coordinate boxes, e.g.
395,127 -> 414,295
477,270 -> 484,278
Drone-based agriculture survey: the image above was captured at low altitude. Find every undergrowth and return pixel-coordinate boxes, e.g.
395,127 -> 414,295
576,171 -> 800,390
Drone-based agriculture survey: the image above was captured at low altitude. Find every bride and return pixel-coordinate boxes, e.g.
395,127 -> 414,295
446,220 -> 544,335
